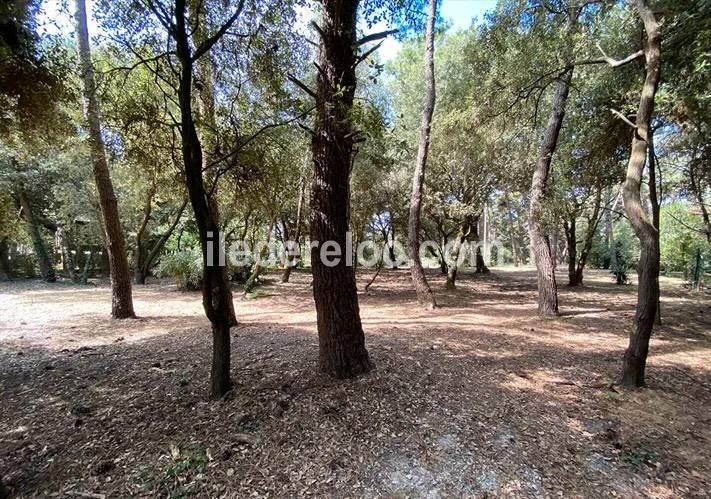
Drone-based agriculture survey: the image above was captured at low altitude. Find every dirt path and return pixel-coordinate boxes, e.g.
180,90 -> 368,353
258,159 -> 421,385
1,268 -> 709,498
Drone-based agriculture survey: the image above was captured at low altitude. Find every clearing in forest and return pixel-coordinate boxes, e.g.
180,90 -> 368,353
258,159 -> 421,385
0,267 -> 709,498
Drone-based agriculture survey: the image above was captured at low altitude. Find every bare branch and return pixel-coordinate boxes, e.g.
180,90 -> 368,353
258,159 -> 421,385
355,41 -> 383,67
610,108 -> 638,129
288,74 -> 317,99
192,0 -> 246,62
357,29 -> 398,46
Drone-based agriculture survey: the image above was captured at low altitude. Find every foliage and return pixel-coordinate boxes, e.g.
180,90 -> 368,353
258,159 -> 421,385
156,249 -> 203,291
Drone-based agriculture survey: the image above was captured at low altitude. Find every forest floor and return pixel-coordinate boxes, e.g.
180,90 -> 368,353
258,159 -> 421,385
0,267 -> 710,498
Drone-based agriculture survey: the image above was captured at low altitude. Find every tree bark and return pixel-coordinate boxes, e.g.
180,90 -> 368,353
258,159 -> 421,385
173,0 -> 238,398
647,130 -> 662,325
575,188 -> 603,286
134,183 -> 155,284
310,0 -> 372,378
529,67 -> 572,316
564,214 -> 579,286
75,0 -> 134,318
407,0 -> 438,309
282,170 -> 306,283
18,189 -> 56,282
620,0 -> 662,388
0,237 -> 10,280
138,198 -> 188,284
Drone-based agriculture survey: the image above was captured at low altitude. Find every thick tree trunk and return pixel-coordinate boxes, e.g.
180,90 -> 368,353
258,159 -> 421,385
620,0 -> 662,388
75,0 -> 134,318
18,189 -> 56,282
310,0 -> 371,378
173,0 -> 237,398
407,0 -> 438,309
529,67 -> 572,316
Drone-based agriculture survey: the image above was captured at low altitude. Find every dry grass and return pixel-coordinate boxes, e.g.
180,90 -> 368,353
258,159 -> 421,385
0,267 -> 709,498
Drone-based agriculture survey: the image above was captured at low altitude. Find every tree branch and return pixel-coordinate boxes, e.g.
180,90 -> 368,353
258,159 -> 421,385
192,0 -> 246,62
357,29 -> 398,46
288,74 -> 317,99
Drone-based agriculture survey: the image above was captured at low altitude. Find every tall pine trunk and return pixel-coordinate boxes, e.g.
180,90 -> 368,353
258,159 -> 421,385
75,0 -> 134,318
407,0 -> 438,309
310,0 -> 371,378
647,130 -> 662,325
620,0 -> 662,388
173,0 -> 238,398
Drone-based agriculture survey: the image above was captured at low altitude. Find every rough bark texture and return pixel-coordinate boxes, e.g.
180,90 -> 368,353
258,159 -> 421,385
407,0 -> 438,309
620,0 -> 662,388
137,198 -> 188,285
529,68 -> 572,316
173,0 -> 238,398
18,189 -> 56,282
75,0 -> 134,318
310,0 -> 372,378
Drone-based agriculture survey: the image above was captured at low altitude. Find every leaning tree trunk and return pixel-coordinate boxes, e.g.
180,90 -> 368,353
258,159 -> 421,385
75,0 -> 134,318
310,0 -> 371,378
407,0 -> 438,309
173,0 -> 237,398
529,68 -> 572,316
18,189 -> 56,282
620,0 -> 662,388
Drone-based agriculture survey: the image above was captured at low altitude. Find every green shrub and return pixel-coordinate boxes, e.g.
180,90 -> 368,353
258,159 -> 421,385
156,249 -> 202,290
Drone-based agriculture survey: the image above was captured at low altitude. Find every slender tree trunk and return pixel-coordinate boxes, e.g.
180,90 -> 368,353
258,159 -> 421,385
310,0 -> 371,378
387,225 -> 398,269
137,198 -> 188,284
620,0 -> 662,388
75,0 -> 134,318
282,171 -> 306,283
244,219 -> 275,293
529,67 -> 572,316
648,130 -> 662,325
575,188 -> 603,286
689,163 -> 711,247
564,215 -> 579,286
134,183 -> 155,284
18,189 -> 56,282
407,0 -> 438,309
446,221 -> 471,289
0,237 -> 11,280
173,0 -> 238,398
504,194 -> 519,266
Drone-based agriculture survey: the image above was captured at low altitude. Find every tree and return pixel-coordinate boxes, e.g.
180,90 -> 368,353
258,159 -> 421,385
75,0 -> 135,318
169,0 -> 243,397
307,0 -> 377,377
620,0 -> 662,388
407,0 -> 437,309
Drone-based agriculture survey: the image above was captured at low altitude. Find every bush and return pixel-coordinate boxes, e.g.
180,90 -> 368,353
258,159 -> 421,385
156,249 -> 202,290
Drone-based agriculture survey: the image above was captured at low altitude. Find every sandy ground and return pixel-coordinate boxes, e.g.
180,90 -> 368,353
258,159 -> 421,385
0,267 -> 709,498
